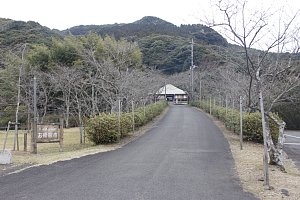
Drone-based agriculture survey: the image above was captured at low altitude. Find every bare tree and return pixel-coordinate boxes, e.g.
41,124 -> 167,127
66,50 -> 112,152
71,33 -> 164,113
205,0 -> 300,186
50,66 -> 80,127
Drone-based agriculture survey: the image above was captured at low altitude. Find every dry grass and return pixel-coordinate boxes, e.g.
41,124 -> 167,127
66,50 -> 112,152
205,111 -> 300,200
0,107 -> 169,173
0,128 -> 117,165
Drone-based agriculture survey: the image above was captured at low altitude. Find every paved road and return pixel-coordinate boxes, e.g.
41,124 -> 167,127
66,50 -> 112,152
0,105 -> 256,200
284,130 -> 300,169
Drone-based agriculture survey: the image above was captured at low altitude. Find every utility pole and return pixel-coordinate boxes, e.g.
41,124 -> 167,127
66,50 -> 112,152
190,38 -> 194,100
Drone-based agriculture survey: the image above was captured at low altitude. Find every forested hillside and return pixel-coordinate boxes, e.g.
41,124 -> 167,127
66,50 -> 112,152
0,18 -> 62,48
0,16 -> 299,129
64,16 -> 227,46
64,16 -> 228,73
0,18 -> 62,68
1,16 -> 228,73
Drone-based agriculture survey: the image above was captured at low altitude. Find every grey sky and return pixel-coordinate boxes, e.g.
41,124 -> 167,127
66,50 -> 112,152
1,0 -> 206,30
1,0 -> 298,29
1,0 -> 299,51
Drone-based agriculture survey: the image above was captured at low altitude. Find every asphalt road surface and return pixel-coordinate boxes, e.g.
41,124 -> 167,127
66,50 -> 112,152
284,130 -> 300,169
0,105 -> 257,200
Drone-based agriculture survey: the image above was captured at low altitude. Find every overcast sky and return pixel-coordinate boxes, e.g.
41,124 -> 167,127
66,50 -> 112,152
1,0 -> 299,30
1,0 -> 206,30
1,0 -> 299,51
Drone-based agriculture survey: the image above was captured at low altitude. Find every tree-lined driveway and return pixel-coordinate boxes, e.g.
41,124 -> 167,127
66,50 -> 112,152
0,105 -> 257,200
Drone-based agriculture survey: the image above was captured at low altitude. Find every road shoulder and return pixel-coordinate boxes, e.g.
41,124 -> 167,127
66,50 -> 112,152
193,107 -> 300,200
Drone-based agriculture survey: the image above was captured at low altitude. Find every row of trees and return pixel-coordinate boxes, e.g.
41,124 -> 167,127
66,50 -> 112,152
0,2 -> 299,185
0,33 -> 168,129
193,0 -> 300,186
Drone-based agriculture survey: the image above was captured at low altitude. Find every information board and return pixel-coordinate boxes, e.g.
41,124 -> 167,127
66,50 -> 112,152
37,124 -> 60,143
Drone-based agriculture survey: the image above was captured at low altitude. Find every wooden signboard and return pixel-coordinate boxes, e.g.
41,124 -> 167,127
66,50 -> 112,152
37,124 -> 60,143
35,119 -> 63,151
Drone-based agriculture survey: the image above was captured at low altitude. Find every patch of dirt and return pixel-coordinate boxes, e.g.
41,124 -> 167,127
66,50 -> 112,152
199,109 -> 300,200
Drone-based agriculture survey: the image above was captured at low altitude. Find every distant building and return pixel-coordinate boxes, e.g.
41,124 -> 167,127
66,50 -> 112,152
156,84 -> 188,104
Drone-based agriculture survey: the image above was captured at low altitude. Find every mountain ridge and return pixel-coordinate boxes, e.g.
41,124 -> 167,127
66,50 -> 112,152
0,16 -> 228,73
0,18 -> 62,49
62,16 -> 228,47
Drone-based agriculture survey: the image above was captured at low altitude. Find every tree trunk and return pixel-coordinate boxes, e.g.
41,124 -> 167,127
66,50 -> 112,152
92,84 -> 96,116
14,44 -> 26,151
65,89 -> 71,128
41,86 -> 48,123
257,69 -> 287,175
269,114 -> 286,172
262,109 -> 286,172
14,68 -> 21,151
65,101 -> 70,128
78,104 -> 83,144
258,89 -> 270,186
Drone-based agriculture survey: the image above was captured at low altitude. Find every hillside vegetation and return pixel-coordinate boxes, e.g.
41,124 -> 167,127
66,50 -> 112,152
64,16 -> 228,73
0,16 -> 299,129
1,16 -> 228,73
64,16 -> 227,46
0,18 -> 62,48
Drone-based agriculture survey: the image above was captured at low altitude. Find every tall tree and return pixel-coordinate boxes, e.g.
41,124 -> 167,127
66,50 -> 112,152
206,0 -> 300,185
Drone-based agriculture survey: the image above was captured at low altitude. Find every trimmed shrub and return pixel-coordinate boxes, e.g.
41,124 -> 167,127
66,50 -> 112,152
85,113 -> 120,144
134,109 -> 145,127
242,112 -> 279,143
85,101 -> 168,144
120,113 -> 132,138
191,100 -> 280,144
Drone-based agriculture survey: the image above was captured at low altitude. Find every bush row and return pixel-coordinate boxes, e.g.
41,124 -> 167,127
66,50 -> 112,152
191,101 -> 280,143
85,101 -> 168,144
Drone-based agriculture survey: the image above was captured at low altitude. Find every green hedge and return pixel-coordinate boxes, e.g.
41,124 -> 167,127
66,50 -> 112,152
191,101 -> 280,143
85,101 -> 168,144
